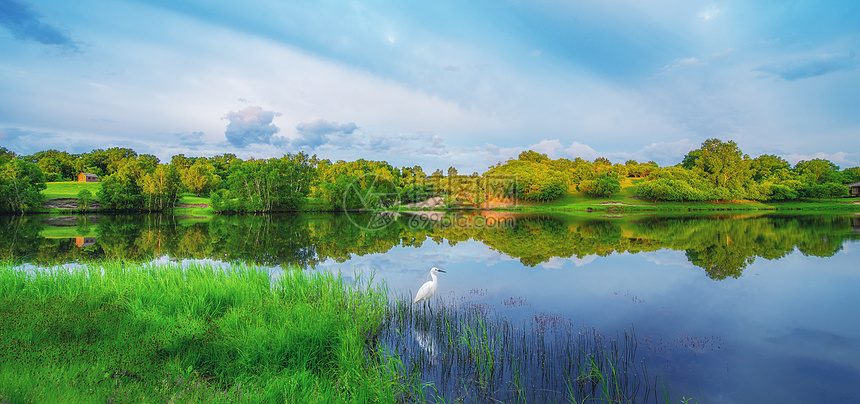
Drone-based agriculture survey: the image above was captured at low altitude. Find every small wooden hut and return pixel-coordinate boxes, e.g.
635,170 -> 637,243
849,182 -> 860,197
77,173 -> 99,182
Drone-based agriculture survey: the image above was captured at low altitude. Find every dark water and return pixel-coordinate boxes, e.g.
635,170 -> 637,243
3,211 -> 860,402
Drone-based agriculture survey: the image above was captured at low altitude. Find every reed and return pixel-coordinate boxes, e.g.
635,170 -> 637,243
378,295 -> 695,403
0,260 -> 398,403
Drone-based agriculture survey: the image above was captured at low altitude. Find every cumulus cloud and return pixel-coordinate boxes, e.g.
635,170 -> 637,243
0,0 -> 80,50
756,51 -> 858,81
223,106 -> 282,147
292,118 -> 358,148
561,141 -> 600,160
178,131 -> 205,147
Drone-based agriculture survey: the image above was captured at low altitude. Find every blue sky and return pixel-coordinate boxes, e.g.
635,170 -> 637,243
1,0 -> 858,173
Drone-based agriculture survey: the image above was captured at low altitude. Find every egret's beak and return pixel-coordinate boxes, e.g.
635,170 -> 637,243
437,269 -> 446,273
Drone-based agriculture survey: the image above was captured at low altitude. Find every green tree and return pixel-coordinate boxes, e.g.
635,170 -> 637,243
625,161 -> 659,178
214,154 -> 317,213
313,159 -> 398,211
680,149 -> 701,169
169,154 -> 195,170
842,167 -> 860,183
767,183 -> 800,201
751,154 -> 790,181
97,158 -> 145,211
578,174 -> 621,198
76,189 -> 93,210
140,164 -> 181,211
209,153 -> 241,182
0,159 -> 47,213
484,151 -> 566,202
0,147 -> 17,164
26,149 -> 76,181
517,150 -> 550,163
823,182 -> 848,201
795,158 -> 840,184
692,138 -> 753,195
593,157 -> 611,166
635,167 -> 710,201
181,159 -> 219,197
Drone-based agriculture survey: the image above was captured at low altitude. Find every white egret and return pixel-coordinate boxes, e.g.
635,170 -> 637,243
413,267 -> 446,303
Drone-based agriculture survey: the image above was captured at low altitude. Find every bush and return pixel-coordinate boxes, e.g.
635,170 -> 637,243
578,175 -> 621,198
76,189 -> 93,210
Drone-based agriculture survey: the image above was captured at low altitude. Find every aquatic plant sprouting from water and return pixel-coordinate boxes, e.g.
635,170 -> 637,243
378,297 -> 665,403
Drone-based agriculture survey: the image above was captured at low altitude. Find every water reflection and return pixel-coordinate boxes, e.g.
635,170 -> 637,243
4,212 -> 857,281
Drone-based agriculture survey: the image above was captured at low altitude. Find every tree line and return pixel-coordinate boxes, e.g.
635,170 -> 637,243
487,139 -> 859,202
1,138 -> 859,213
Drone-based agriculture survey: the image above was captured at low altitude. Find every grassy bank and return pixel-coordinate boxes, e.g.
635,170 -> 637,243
174,195 -> 215,218
0,262 -> 399,403
495,181 -> 860,212
510,195 -> 860,213
42,181 -> 215,216
43,181 -> 102,200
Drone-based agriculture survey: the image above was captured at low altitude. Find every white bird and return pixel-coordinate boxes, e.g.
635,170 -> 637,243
413,267 -> 446,303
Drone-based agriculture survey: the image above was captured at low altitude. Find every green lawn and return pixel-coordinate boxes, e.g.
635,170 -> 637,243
43,181 -> 101,200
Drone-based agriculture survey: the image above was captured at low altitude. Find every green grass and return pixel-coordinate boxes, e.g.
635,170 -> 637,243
0,261 -> 404,403
43,181 -> 102,200
175,194 -> 215,218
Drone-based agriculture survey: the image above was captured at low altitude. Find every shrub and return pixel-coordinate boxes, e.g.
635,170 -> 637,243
76,189 -> 93,210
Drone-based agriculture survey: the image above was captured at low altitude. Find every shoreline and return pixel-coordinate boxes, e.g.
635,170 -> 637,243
30,197 -> 860,215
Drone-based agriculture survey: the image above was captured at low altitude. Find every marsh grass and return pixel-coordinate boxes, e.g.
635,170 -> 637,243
380,296 -> 690,403
0,261 -> 400,403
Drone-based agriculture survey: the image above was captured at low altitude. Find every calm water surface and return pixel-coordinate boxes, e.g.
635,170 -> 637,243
4,211 -> 859,403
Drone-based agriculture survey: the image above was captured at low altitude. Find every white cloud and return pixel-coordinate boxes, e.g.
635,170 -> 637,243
562,141 -> 601,161
223,105 -> 282,147
530,139 -> 564,159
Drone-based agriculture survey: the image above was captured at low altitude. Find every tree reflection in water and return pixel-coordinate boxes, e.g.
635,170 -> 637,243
3,212 -> 857,280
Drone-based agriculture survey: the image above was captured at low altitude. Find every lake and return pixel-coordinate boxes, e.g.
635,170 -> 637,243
4,211 -> 860,403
